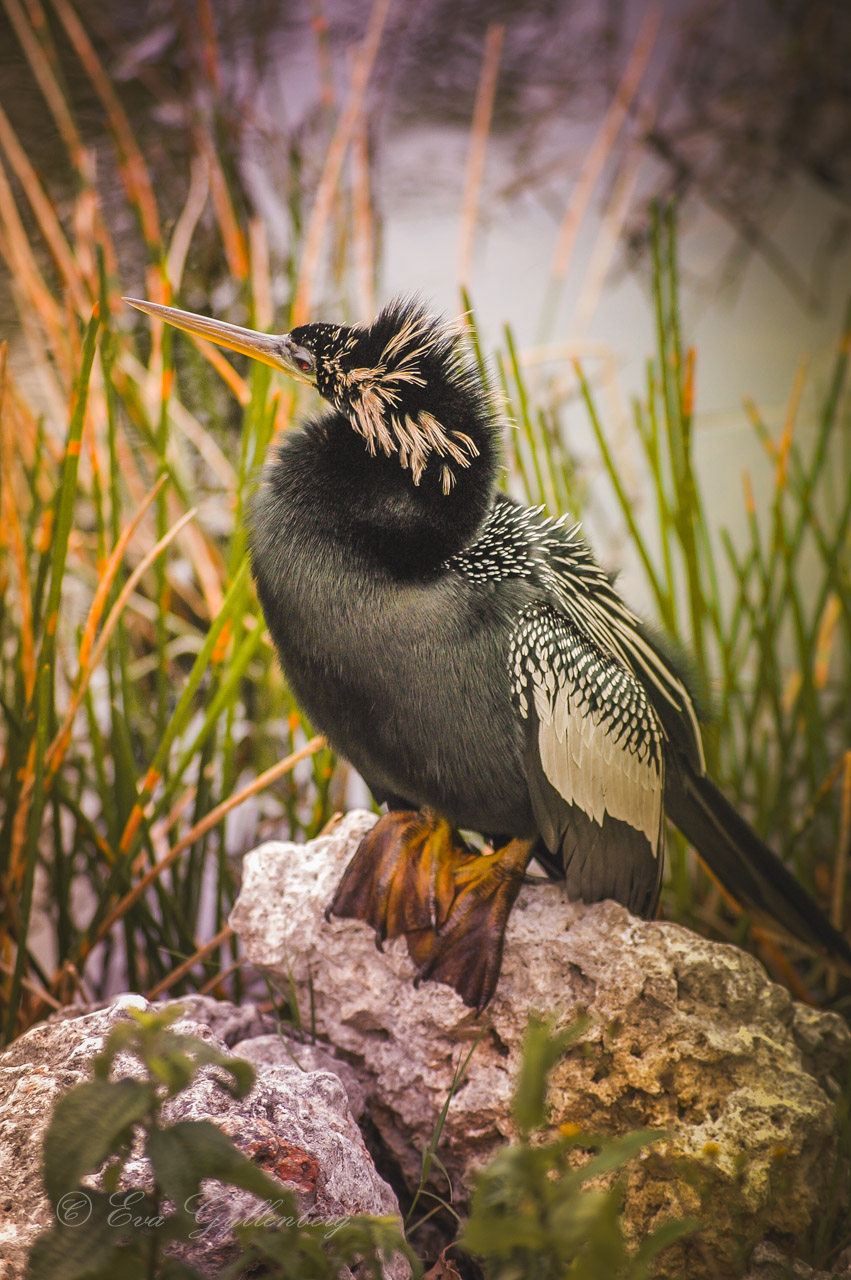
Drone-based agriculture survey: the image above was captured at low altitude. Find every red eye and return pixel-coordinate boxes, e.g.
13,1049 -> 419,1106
295,356 -> 312,372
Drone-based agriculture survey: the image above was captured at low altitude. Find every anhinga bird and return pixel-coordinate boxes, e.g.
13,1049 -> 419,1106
126,294 -> 851,1011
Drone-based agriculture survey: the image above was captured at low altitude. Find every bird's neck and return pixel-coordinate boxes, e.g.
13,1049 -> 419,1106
261,406 -> 500,577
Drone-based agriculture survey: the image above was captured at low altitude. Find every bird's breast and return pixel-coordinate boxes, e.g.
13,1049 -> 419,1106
249,493 -> 534,834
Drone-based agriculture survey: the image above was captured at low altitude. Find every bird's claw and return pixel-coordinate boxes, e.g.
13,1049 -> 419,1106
327,810 -> 470,944
328,813 -> 533,1011
412,838 -> 533,1012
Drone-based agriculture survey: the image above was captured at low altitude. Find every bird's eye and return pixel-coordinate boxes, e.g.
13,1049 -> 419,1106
295,355 -> 313,373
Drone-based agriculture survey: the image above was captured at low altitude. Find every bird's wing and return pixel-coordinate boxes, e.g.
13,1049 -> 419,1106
452,495 -> 704,775
530,510 -> 706,775
510,602 -> 665,916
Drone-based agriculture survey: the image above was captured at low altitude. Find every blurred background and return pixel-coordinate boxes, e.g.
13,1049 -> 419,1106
0,0 -> 849,1035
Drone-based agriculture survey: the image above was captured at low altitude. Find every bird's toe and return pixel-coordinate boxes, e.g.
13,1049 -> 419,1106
412,837 -> 534,1011
327,809 -> 470,940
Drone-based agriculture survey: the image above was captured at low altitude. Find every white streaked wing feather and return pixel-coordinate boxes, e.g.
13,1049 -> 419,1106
513,606 -> 664,855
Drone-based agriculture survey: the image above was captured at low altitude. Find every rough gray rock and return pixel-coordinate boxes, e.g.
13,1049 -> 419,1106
233,1034 -> 369,1121
0,993 -> 409,1279
230,810 -> 851,1280
744,1242 -> 851,1280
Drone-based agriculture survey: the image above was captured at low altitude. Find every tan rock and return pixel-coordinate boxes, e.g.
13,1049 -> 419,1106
230,809 -> 851,1278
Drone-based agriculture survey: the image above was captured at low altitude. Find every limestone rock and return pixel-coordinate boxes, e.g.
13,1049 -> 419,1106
744,1242 -> 851,1280
230,810 -> 851,1279
233,1034 -> 369,1121
0,993 -> 409,1279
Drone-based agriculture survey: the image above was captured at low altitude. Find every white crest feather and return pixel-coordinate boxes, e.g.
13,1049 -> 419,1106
333,303 -> 487,489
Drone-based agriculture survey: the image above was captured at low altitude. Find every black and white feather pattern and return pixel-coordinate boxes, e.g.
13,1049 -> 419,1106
447,493 -> 700,907
449,493 -> 705,775
509,604 -> 664,853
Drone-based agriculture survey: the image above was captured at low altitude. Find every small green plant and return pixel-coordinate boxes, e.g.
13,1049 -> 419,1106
457,1015 -> 695,1279
405,1028 -> 487,1240
28,1005 -> 418,1280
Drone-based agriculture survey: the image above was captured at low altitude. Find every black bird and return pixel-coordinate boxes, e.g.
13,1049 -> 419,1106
125,294 -> 851,1010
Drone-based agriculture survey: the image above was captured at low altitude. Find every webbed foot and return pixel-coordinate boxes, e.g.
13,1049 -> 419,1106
327,809 -> 471,944
413,838 -> 534,1012
328,812 -> 534,1011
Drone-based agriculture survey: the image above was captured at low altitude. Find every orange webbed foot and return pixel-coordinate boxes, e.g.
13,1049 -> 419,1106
328,812 -> 534,1011
327,810 -> 472,945
413,838 -> 534,1012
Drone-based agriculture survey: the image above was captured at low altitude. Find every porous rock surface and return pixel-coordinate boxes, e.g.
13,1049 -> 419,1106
0,992 -> 409,1279
744,1243 -> 851,1280
230,810 -> 851,1279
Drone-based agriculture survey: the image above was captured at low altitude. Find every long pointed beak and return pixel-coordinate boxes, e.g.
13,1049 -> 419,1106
122,298 -> 316,385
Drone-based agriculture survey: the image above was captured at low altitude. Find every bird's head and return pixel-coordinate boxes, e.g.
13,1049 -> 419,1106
124,295 -> 499,496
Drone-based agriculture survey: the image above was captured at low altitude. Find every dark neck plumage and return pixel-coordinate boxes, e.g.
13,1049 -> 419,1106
259,366 -> 502,578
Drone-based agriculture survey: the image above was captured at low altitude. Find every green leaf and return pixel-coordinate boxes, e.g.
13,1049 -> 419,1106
232,1224 -> 329,1275
94,1009 -> 181,1077
95,1011 -> 254,1102
155,1261 -> 210,1280
160,1036 -> 256,1099
324,1217 -> 421,1278
214,1056 -> 255,1099
565,1130 -> 662,1187
629,1215 -> 697,1276
146,1119 -> 290,1221
406,1026 -> 484,1228
239,1211 -> 420,1280
146,1048 -> 196,1095
43,1079 -> 155,1208
512,1014 -> 587,1137
27,1194 -> 122,1280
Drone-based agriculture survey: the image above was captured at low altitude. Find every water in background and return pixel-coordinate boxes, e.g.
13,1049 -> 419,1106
1,0 -> 849,611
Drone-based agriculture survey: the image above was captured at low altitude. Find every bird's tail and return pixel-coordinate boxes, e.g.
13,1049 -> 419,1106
665,761 -> 851,973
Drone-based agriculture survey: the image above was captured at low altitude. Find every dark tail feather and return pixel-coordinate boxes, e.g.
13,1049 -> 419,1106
665,763 -> 851,972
